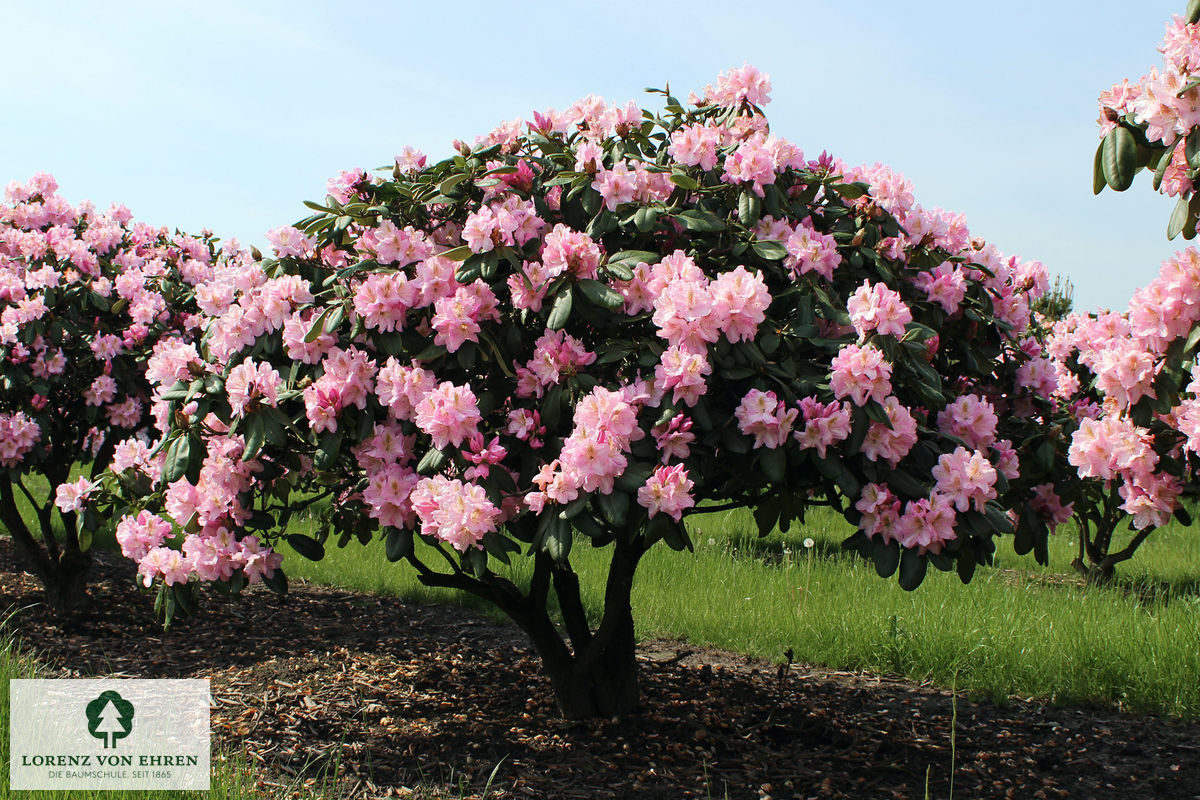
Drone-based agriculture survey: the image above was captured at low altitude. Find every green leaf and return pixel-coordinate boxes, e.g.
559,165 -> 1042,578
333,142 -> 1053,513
633,206 -> 658,231
1189,0 -> 1200,26
286,534 -> 325,561
1169,194 -> 1190,240
751,240 -> 787,260
1187,131 -> 1200,172
385,527 -> 415,562
547,287 -> 573,330
438,173 -> 469,195
417,447 -> 448,475
828,182 -> 867,199
162,435 -> 192,484
738,191 -> 762,226
760,448 -> 786,484
897,548 -> 928,591
440,245 -> 473,262
873,539 -> 901,578
545,519 -> 572,563
314,429 -> 343,470
304,307 -> 333,342
242,413 -> 266,461
604,262 -> 634,281
609,249 -> 660,267
753,496 -> 780,536
1101,126 -> 1137,191
674,208 -> 725,232
577,279 -> 625,310
262,568 -> 288,595
887,470 -> 927,499
1185,324 -> 1200,354
670,172 -> 700,191
597,490 -> 630,528
1092,140 -> 1107,196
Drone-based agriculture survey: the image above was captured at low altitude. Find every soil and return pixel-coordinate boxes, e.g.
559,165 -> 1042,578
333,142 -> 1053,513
2,539 -> 1198,800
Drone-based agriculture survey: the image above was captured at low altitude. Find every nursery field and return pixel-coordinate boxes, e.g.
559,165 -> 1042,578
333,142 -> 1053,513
1,505 -> 1198,799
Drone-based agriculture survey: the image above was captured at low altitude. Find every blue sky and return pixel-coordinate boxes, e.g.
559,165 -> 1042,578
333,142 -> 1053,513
1,0 -> 1190,311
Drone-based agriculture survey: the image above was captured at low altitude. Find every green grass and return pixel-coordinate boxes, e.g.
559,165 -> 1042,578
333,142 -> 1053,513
282,504 -> 1200,719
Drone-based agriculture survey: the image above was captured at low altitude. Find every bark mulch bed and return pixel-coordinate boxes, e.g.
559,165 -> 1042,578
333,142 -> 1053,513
2,540 -> 1198,800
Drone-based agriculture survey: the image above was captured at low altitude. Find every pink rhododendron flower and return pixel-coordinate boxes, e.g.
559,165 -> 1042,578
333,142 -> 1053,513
413,381 -> 483,450
937,395 -> 999,451
931,447 -> 998,513
637,464 -> 696,521
226,359 -> 282,418
734,389 -> 798,449
847,280 -> 912,338
115,510 -> 173,562
860,397 -> 918,466
53,477 -> 96,513
409,475 -> 500,552
829,344 -> 892,407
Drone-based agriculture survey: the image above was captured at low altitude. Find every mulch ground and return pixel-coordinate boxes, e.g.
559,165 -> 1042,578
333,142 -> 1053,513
2,541 -> 1198,800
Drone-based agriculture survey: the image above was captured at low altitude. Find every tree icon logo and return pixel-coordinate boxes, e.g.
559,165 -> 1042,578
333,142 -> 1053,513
86,690 -> 134,749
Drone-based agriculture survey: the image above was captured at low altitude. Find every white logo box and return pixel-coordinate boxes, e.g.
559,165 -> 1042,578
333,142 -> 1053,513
10,678 -> 210,791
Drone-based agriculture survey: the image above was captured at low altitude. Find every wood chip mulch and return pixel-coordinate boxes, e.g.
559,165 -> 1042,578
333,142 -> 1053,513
1,540 -> 1198,800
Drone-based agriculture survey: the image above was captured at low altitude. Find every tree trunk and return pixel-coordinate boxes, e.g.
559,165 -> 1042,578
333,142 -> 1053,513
509,539 -> 644,719
0,480 -> 93,616
542,602 -> 640,720
41,550 -> 93,615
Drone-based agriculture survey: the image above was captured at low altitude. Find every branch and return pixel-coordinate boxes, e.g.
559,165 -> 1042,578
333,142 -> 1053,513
552,559 -> 593,656
14,475 -> 60,562
1099,528 -> 1155,571
0,481 -> 54,578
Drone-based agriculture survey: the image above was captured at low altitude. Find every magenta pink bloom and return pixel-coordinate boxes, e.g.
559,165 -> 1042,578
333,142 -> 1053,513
703,63 -> 772,107
363,463 -> 421,530
414,381 -> 483,450
53,477 -> 96,514
637,464 -> 696,522
861,397 -> 918,466
794,397 -> 853,457
931,447 -> 998,513
410,475 -> 500,552
846,280 -> 912,338
226,359 -> 282,418
264,226 -> 316,259
893,493 -> 958,554
541,224 -> 603,279
855,483 -> 901,544
937,394 -> 998,451
116,510 -> 174,562
668,124 -> 722,171
654,345 -> 711,407
710,266 -> 769,343
829,344 -> 892,407
735,389 -> 798,449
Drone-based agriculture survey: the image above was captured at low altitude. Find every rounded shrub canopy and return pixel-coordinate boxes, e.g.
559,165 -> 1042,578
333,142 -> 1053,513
112,65 -> 1060,600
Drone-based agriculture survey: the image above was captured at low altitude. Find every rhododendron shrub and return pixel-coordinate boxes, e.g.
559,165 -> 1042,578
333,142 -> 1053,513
0,173 -> 224,612
1052,3 -> 1200,581
1094,4 -> 1200,238
112,67 -> 1055,718
1041,295 -> 1198,581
